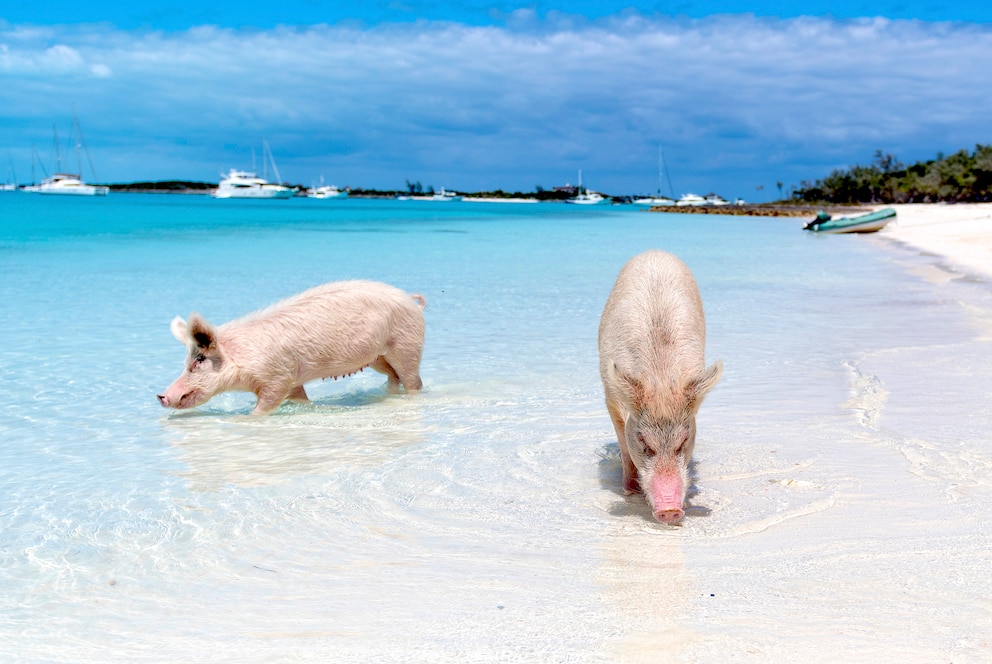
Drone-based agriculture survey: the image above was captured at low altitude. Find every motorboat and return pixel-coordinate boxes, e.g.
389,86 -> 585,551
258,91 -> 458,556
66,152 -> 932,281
405,188 -> 463,201
214,140 -> 294,199
566,190 -> 606,205
803,207 -> 896,234
432,188 -> 462,201
675,193 -> 708,207
565,170 -> 607,205
214,169 -> 294,199
306,184 -> 348,199
632,196 -> 675,206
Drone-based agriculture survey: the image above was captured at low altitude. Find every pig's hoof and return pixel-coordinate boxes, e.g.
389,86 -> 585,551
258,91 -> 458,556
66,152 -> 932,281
653,508 -> 685,524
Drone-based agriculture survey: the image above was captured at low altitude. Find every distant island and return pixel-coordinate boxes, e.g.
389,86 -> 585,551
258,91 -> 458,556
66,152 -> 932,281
99,144 -> 992,206
105,180 -> 586,202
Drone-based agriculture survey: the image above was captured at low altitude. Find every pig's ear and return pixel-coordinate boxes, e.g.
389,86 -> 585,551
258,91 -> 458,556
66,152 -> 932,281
187,313 -> 217,351
610,362 -> 650,411
170,316 -> 188,344
686,360 -> 723,409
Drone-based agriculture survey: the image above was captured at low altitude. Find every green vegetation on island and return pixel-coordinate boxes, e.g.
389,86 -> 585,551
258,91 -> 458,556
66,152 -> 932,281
794,145 -> 992,204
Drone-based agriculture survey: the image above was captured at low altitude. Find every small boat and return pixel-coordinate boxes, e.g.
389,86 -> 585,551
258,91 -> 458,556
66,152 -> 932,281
431,188 -> 462,201
803,207 -> 896,234
305,175 -> 348,199
632,196 -> 674,206
675,193 -> 708,207
405,188 -> 463,201
565,170 -> 606,205
306,184 -> 348,199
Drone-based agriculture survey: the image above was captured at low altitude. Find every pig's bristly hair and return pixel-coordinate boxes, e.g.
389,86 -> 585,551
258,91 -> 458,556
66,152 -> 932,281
610,360 -> 722,422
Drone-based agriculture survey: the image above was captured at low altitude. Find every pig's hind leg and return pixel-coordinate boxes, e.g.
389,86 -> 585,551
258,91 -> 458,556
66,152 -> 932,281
370,356 -> 402,391
371,354 -> 423,392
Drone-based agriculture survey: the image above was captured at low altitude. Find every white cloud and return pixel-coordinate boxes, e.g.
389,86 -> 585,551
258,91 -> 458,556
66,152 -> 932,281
1,15 -> 991,197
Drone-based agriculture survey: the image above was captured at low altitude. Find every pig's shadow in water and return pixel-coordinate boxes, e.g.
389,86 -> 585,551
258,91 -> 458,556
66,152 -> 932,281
597,442 -> 712,523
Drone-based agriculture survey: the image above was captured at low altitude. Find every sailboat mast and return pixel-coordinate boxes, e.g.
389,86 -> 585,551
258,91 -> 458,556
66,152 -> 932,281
53,123 -> 62,174
659,143 -> 675,199
264,139 -> 283,185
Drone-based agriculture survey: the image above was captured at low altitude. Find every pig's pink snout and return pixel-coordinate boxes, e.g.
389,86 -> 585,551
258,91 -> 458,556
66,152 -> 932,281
157,394 -> 171,407
653,507 -> 685,524
649,472 -> 686,524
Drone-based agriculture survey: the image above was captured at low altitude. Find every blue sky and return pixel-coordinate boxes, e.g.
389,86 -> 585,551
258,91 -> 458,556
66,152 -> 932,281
2,2 -> 991,199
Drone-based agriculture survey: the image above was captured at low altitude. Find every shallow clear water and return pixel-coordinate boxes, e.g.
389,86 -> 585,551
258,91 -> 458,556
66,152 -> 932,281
1,194 -> 990,661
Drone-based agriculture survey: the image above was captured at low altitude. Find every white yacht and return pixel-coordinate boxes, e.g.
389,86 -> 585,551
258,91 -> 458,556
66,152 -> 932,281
405,188 -> 462,201
431,188 -> 461,201
675,193 -> 709,207
566,190 -> 606,205
214,140 -> 294,199
306,184 -> 348,199
632,196 -> 675,206
565,170 -> 606,205
31,173 -> 109,196
214,169 -> 294,199
306,175 -> 348,199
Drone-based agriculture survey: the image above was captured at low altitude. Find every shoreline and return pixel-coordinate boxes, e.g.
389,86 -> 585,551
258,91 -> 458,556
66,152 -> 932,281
652,202 -> 992,281
877,203 -> 992,280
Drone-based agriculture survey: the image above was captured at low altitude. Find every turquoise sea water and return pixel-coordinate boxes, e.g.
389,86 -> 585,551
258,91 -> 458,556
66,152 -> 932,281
1,194 -> 990,661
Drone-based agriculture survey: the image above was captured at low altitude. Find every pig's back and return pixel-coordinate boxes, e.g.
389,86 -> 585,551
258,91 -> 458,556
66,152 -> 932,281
599,250 -> 707,381
221,281 -> 423,370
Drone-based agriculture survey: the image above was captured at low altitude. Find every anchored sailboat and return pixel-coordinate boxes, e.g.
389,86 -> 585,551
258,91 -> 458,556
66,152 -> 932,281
633,144 -> 676,206
23,107 -> 109,196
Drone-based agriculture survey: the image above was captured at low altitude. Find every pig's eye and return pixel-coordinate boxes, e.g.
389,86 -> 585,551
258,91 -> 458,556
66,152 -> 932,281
190,354 -> 207,371
636,434 -> 656,457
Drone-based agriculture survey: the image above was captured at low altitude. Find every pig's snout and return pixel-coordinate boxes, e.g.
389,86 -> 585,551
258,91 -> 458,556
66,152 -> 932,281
157,389 -> 197,409
653,508 -> 685,524
648,470 -> 686,524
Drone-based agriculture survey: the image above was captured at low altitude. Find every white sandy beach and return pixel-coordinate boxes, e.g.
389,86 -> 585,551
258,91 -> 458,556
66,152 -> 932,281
880,203 -> 992,279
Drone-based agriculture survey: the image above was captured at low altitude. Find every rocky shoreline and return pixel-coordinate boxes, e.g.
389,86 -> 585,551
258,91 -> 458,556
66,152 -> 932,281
645,203 -> 872,217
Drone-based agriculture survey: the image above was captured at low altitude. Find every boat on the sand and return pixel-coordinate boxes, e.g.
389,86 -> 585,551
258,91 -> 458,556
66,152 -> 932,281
803,207 -> 896,234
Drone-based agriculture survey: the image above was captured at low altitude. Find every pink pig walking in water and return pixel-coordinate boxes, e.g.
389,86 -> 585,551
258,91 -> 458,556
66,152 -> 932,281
158,280 -> 426,415
599,250 -> 722,524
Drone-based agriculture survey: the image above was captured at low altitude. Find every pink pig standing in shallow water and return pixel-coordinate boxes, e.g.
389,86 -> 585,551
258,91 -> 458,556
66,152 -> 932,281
599,250 -> 722,524
158,280 -> 426,415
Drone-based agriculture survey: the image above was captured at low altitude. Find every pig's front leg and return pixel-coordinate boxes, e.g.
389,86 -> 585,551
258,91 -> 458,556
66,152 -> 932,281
607,400 -> 640,494
252,386 -> 293,415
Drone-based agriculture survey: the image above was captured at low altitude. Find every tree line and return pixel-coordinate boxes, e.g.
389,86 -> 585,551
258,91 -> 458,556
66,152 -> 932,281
793,145 -> 992,204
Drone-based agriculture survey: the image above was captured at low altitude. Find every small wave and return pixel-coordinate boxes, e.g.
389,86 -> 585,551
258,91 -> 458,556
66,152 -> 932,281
843,361 -> 889,430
